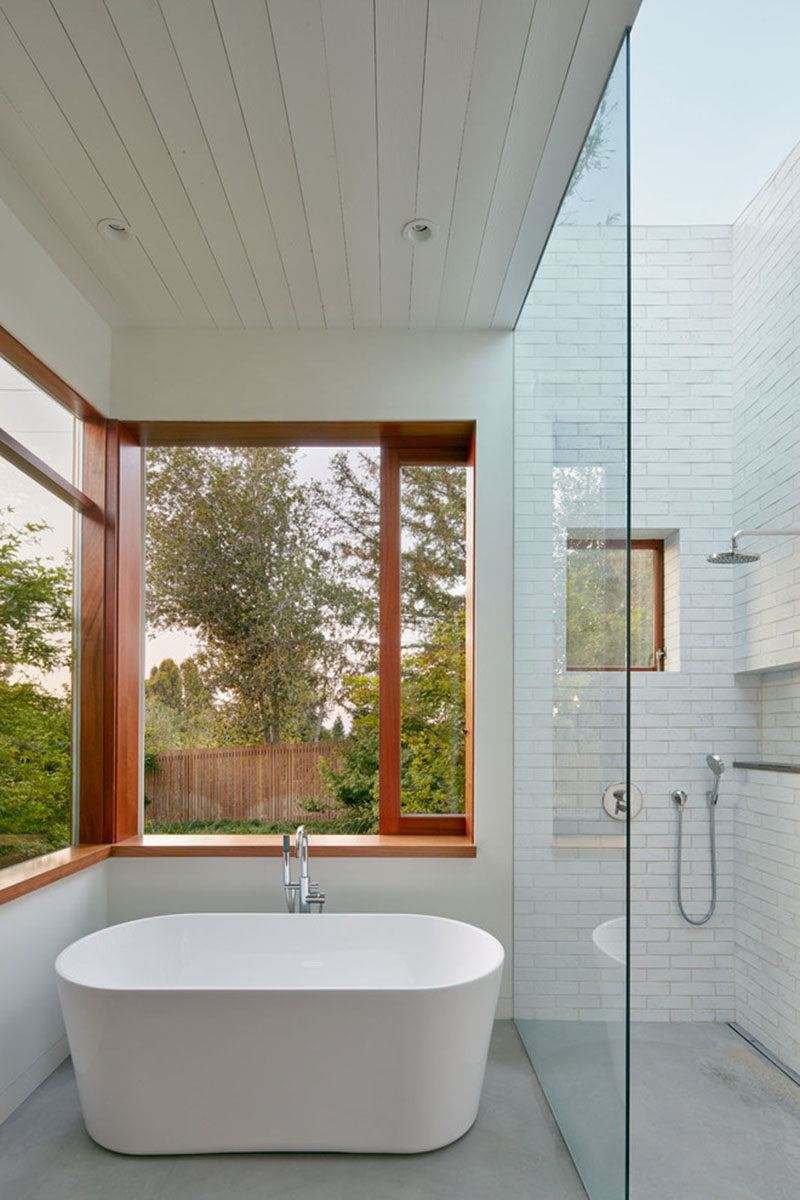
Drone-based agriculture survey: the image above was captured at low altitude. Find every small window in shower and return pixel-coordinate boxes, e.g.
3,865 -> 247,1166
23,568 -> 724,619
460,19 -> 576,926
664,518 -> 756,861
566,538 -> 665,670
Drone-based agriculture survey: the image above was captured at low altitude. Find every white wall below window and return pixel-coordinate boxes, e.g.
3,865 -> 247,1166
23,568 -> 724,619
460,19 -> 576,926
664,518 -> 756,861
0,864 -> 107,1123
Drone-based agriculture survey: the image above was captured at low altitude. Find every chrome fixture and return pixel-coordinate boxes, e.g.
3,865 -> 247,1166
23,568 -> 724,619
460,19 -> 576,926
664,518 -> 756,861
707,528 -> 800,563
706,753 -> 724,804
283,825 -> 326,913
672,755 -> 725,925
602,781 -> 642,821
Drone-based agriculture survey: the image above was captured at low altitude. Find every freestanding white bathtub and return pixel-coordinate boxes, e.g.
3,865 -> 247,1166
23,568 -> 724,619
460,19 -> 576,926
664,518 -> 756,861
55,912 -> 503,1155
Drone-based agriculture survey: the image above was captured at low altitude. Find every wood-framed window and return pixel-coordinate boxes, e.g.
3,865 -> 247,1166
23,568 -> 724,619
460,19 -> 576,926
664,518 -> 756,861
0,326 -> 140,873
566,537 -> 665,672
133,421 -> 475,841
0,335 -> 475,902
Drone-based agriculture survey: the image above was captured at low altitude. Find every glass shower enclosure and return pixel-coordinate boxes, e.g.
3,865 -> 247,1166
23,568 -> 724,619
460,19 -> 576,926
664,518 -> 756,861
513,37 -> 631,1200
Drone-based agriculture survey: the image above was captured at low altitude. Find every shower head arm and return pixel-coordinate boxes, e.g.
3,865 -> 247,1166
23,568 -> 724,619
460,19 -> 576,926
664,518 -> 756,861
731,528 -> 800,550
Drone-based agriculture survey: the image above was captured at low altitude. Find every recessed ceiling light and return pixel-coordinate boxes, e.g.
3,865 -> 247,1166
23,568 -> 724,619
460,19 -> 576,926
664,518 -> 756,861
97,217 -> 131,243
402,219 -> 436,244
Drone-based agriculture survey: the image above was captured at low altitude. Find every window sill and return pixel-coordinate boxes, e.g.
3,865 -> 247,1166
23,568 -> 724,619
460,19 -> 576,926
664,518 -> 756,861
0,835 -> 477,906
112,834 -> 477,859
0,845 -> 110,907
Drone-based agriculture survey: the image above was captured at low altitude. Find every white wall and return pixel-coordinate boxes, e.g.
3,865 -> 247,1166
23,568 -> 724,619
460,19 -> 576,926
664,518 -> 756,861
0,864 -> 107,1123
110,328 -> 515,1012
0,196 -> 112,1125
732,143 -> 800,1072
0,197 -> 111,414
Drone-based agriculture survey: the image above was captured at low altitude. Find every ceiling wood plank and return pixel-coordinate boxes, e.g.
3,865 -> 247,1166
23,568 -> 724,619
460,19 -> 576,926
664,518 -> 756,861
2,0 -> 212,325
159,0 -> 298,328
51,0 -> 240,328
321,0 -> 380,329
0,0 -> 640,333
375,0 -> 428,328
464,0 -> 589,327
104,0 -> 267,326
0,8 -> 182,324
214,0 -> 323,329
435,0 -> 536,327
267,0 -> 353,328
493,4 -> 632,327
409,0 -> 481,330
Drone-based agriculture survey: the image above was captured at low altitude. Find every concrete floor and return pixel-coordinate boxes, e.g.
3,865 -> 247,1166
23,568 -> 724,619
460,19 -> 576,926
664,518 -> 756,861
630,1022 -> 800,1200
518,1018 -> 800,1200
0,1021 -> 587,1200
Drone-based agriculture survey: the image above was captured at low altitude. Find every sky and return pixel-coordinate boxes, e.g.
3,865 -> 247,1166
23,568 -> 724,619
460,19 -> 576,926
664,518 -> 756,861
631,0 -> 800,225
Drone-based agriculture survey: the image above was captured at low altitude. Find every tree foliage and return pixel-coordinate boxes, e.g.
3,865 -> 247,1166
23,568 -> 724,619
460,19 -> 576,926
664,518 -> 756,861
0,518 -> 72,864
0,518 -> 71,680
317,463 -> 468,821
144,449 -> 469,828
146,447 -> 358,744
566,544 -> 655,669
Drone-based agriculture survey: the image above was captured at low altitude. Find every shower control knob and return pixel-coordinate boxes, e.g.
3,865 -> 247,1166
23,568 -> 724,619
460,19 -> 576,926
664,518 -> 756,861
602,782 -> 643,821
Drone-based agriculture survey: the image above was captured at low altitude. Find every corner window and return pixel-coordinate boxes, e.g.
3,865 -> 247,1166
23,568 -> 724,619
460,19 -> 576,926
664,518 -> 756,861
0,354 -> 81,868
142,428 -> 473,838
566,538 -> 665,671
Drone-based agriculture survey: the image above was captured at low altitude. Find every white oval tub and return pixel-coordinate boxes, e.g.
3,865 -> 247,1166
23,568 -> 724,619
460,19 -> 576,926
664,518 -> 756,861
55,912 -> 504,1155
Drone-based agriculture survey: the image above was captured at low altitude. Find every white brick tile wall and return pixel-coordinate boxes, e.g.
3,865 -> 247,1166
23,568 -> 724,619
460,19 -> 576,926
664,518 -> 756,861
514,223 -> 759,1024
515,150 -> 800,1045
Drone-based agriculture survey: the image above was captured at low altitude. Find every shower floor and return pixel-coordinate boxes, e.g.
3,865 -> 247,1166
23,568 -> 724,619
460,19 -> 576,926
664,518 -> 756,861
630,1021 -> 800,1200
517,1018 -> 800,1200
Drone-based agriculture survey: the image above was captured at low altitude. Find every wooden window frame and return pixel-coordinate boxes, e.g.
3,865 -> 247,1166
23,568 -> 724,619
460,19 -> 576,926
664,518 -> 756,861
566,537 -> 665,672
0,326 -> 141,863
130,420 -> 475,840
379,443 -> 473,837
0,328 -> 475,905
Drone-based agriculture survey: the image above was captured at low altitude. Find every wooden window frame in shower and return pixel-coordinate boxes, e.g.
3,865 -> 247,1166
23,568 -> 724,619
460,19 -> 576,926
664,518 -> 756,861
566,537 -> 665,672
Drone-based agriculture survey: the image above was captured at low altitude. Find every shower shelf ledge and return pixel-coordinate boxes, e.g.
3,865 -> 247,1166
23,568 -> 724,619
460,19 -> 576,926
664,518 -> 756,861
732,761 -> 800,774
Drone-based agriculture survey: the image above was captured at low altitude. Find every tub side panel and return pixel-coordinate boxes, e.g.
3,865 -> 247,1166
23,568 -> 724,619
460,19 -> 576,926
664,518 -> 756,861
59,972 -> 501,1154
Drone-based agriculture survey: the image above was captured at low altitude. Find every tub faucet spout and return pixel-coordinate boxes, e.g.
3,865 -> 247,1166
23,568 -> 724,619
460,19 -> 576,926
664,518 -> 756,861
282,834 -> 298,912
291,825 -> 326,914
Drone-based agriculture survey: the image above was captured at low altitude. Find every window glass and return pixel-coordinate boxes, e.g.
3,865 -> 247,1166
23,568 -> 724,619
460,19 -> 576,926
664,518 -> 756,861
0,458 -> 75,868
143,445 -> 381,836
566,540 -> 661,669
0,357 -> 77,483
399,464 -> 467,814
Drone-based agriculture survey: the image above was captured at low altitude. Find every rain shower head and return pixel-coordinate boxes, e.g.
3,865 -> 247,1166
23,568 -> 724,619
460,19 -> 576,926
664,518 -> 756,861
707,528 -> 800,564
707,549 -> 760,564
706,754 -> 725,776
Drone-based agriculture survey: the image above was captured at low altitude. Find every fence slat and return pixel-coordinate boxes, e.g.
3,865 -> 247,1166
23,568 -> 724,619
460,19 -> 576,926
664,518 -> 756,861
144,742 -> 344,824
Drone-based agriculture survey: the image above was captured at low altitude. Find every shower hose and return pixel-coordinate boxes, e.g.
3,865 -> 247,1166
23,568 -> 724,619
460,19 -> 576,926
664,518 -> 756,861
676,796 -> 717,925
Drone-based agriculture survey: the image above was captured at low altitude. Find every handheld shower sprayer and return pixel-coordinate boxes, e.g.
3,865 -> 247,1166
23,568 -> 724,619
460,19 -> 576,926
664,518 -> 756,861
705,754 -> 725,806
673,753 -> 724,925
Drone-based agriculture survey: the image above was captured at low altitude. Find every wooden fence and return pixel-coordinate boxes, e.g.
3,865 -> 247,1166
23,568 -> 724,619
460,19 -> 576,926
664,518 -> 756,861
144,742 -> 344,824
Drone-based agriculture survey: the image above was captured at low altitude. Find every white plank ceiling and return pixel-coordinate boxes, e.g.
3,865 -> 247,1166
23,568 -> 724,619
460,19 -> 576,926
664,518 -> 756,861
0,0 -> 639,330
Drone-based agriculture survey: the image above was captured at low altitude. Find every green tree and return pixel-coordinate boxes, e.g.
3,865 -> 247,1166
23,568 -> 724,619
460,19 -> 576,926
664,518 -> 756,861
566,544 -> 655,669
0,518 -> 72,866
146,447 -> 356,745
144,656 -> 218,754
314,456 -> 467,648
0,519 -> 70,680
317,459 -> 468,821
